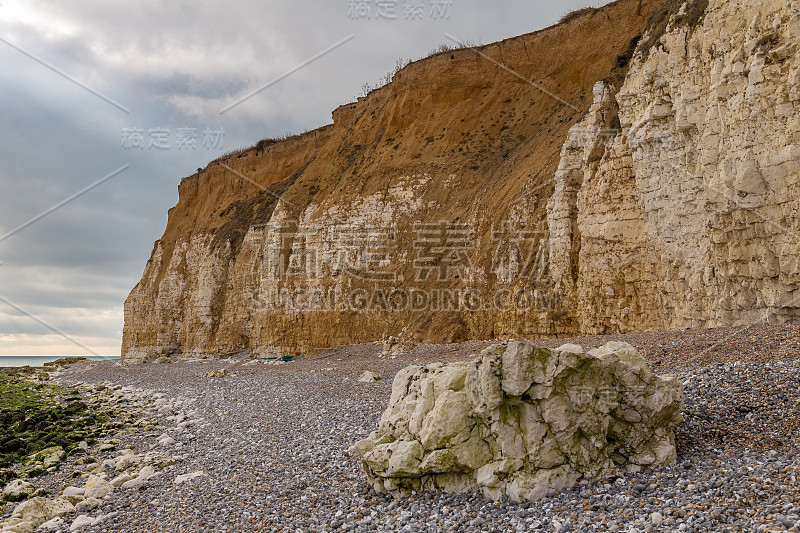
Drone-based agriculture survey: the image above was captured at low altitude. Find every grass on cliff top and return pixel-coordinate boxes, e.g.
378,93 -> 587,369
0,371 -> 113,488
559,7 -> 598,25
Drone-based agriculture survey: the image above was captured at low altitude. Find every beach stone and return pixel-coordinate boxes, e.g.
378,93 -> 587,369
141,451 -> 175,469
120,477 -> 147,490
205,369 -> 233,378
85,463 -> 105,475
382,337 -> 415,355
110,473 -> 135,488
37,517 -> 64,531
112,455 -> 139,471
355,341 -> 683,501
84,474 -> 113,499
61,486 -> 84,497
11,497 -> 75,528
2,480 -> 34,501
69,515 -> 94,531
34,447 -> 65,469
93,512 -> 117,525
60,494 -> 84,506
0,519 -> 35,533
75,497 -> 100,512
357,371 -> 382,383
174,471 -> 206,485
118,465 -> 157,490
137,465 -> 157,479
158,435 -> 176,447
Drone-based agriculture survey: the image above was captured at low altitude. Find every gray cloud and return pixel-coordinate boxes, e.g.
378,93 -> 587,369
0,0 -> 596,355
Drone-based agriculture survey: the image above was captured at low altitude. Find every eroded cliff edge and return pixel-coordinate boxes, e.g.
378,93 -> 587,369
122,0 -> 800,363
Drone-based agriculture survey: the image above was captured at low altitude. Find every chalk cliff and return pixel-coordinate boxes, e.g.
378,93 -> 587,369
122,0 -> 800,363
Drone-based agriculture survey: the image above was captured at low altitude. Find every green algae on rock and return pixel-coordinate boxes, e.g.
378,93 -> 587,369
0,370 -> 115,489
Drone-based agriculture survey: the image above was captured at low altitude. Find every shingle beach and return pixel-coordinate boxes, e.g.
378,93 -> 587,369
3,325 -> 799,532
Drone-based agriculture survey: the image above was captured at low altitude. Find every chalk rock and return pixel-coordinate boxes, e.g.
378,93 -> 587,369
106,451 -> 174,473
37,517 -> 64,531
59,494 -> 84,506
355,341 -> 683,502
84,475 -> 113,500
74,497 -> 100,512
109,473 -> 135,488
92,512 -> 117,526
33,447 -> 64,469
157,436 -> 176,447
357,371 -> 381,383
120,477 -> 147,490
61,487 -> 84,497
69,516 -> 94,531
205,369 -> 233,378
174,471 -> 206,485
382,337 -> 416,356
2,480 -> 34,501
11,497 -> 75,529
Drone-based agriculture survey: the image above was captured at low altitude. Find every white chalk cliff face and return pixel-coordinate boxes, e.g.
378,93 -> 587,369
122,0 -> 800,363
550,0 -> 800,334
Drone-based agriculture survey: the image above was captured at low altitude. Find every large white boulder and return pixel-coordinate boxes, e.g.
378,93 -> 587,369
355,341 -> 683,502
10,497 -> 75,528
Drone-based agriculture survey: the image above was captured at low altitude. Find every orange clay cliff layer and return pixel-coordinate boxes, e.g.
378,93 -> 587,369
122,0 -> 800,362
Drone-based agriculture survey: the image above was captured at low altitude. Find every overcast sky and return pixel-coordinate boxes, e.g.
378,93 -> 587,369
0,0 -> 598,356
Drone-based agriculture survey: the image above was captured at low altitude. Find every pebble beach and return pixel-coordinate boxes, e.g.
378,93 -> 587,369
3,325 -> 800,532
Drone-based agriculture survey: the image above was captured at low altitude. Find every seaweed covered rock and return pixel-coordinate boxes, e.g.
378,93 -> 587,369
355,341 -> 683,502
8,496 -> 75,530
2,479 -> 34,502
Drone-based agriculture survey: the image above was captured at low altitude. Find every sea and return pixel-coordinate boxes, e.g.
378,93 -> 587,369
0,356 -> 120,368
